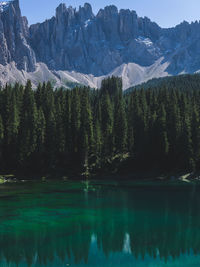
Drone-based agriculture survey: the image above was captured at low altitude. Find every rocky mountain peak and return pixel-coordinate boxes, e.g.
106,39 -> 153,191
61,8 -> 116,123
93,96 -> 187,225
2,1 -> 200,89
0,0 -> 36,71
83,3 -> 92,11
10,0 -> 19,9
55,2 -> 94,24
97,5 -> 118,18
29,2 -> 165,75
56,3 -> 67,15
78,3 -> 94,21
0,0 -> 18,12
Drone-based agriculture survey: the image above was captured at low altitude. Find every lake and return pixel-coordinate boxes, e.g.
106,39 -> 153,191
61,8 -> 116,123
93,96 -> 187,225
0,181 -> 200,267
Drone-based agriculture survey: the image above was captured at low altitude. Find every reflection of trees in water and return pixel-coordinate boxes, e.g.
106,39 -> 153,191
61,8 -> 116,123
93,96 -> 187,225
0,186 -> 200,266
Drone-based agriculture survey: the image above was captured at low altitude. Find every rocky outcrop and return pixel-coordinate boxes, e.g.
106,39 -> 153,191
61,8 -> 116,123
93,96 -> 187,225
0,58 -> 169,90
29,1 -> 200,78
2,1 -> 200,88
29,3 -> 162,75
0,0 -> 36,72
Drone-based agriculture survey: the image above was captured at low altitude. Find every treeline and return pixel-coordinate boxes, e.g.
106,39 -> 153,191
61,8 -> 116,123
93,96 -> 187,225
129,73 -> 200,92
0,76 -> 200,177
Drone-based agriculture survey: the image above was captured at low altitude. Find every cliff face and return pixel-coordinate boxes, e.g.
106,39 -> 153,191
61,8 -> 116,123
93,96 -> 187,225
29,2 -> 200,77
1,1 -> 200,88
29,3 -> 162,76
0,0 -> 36,71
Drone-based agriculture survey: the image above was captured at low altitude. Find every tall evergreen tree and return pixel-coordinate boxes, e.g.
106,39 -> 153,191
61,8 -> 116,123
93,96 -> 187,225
80,89 -> 94,173
114,84 -> 127,152
191,105 -> 200,169
154,104 -> 169,169
0,115 -> 4,169
101,91 -> 114,157
179,115 -> 195,171
71,88 -> 81,154
18,80 -> 38,167
127,95 -> 134,154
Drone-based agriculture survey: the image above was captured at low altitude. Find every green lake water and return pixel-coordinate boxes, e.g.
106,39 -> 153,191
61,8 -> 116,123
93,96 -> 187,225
0,181 -> 200,266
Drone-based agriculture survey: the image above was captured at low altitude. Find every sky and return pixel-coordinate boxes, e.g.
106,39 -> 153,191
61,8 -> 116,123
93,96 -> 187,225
19,0 -> 200,28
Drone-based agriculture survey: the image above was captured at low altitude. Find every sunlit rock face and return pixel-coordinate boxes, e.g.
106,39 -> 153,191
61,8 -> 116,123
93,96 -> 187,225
29,2 -> 200,77
29,3 -> 163,76
1,1 -> 200,88
0,0 -> 36,71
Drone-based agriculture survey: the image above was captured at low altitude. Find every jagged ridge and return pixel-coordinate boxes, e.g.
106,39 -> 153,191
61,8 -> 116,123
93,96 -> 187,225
1,1 -> 200,89
0,0 -> 36,72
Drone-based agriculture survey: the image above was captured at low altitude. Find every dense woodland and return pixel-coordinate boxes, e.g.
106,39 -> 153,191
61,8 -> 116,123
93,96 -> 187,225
129,73 -> 200,92
0,76 -> 200,178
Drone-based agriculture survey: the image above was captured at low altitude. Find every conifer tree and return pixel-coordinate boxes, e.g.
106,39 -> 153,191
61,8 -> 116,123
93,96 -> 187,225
94,119 -> 102,168
80,88 -> 94,169
18,80 -> 38,167
36,108 -> 46,153
167,100 -> 181,169
191,105 -> 200,169
132,91 -> 146,157
101,91 -> 114,157
35,107 -> 46,171
71,88 -> 81,154
0,115 -> 4,168
35,83 -> 43,108
127,95 -> 135,154
114,85 -> 127,152
179,115 -> 195,171
45,109 -> 56,170
155,104 -> 169,168
7,94 -> 19,146
55,90 -> 66,154
65,90 -> 71,142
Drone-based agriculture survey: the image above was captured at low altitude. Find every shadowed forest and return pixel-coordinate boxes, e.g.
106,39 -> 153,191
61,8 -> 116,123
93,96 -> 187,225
0,75 -> 200,177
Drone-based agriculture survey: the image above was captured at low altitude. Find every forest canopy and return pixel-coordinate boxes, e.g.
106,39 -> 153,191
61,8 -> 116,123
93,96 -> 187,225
0,75 -> 200,178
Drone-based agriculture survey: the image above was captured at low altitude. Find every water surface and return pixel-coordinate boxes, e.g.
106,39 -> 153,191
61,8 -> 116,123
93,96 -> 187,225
0,181 -> 200,266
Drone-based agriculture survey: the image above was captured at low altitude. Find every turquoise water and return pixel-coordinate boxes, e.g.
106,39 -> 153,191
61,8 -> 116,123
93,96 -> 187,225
0,181 -> 200,266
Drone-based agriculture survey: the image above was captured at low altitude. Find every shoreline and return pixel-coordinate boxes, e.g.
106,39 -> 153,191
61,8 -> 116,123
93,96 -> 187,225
1,171 -> 200,186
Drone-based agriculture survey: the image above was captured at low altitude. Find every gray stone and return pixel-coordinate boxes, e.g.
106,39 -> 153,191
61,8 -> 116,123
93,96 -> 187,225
0,0 -> 36,71
1,1 -> 200,88
29,2 -> 162,75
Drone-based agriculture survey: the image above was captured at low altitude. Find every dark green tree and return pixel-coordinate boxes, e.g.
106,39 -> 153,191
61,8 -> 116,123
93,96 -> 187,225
101,91 -> 114,157
114,88 -> 127,153
18,80 -> 38,168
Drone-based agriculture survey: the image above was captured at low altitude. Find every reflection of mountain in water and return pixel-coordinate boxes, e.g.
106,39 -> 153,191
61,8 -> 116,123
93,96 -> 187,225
0,183 -> 200,266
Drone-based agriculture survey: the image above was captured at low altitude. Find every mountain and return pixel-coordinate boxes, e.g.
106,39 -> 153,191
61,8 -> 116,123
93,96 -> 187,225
29,3 -> 161,75
0,0 -> 36,71
1,0 -> 200,89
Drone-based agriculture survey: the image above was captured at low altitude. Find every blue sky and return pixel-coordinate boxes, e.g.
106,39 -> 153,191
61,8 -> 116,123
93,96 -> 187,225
20,0 -> 200,28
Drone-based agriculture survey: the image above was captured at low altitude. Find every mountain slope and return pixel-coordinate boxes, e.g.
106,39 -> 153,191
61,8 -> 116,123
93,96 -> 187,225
0,57 -> 169,89
1,1 -> 200,89
29,3 -> 161,76
0,0 -> 36,71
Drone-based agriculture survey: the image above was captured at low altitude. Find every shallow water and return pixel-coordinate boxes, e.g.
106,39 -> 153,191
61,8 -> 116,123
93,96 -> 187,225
0,181 -> 200,266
